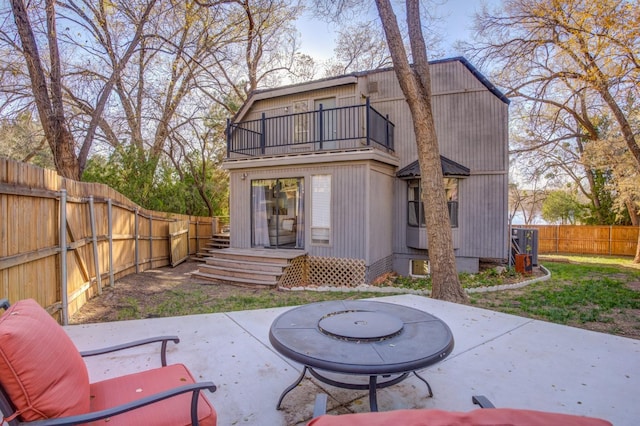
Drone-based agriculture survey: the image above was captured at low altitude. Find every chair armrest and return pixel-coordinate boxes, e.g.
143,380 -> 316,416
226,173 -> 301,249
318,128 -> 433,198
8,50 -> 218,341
22,382 -> 217,426
79,336 -> 180,366
472,395 -> 496,408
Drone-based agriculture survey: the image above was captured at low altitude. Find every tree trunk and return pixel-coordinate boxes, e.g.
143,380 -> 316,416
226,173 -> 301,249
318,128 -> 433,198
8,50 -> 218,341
10,0 -> 80,180
375,0 -> 467,303
626,199 -> 639,227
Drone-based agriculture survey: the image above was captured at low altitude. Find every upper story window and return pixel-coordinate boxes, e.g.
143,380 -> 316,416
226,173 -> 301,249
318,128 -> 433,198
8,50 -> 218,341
408,178 -> 459,228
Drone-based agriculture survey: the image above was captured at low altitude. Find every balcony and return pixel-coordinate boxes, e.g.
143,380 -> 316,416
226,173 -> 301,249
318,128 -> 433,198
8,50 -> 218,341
227,99 -> 394,158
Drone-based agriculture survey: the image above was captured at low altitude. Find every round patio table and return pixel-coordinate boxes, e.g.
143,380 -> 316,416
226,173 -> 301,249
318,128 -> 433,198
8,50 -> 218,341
269,300 -> 454,411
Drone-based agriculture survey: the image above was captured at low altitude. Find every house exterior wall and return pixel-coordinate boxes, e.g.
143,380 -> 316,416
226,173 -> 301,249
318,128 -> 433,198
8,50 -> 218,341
225,58 -> 509,280
358,62 -> 509,273
226,154 -> 396,265
243,85 -> 358,121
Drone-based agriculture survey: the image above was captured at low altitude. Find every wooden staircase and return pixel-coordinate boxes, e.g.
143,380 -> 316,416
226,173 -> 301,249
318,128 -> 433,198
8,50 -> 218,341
196,233 -> 230,259
193,248 -> 306,288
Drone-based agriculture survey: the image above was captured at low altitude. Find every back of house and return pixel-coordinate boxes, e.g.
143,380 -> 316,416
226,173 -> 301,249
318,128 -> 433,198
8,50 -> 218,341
222,57 -> 509,286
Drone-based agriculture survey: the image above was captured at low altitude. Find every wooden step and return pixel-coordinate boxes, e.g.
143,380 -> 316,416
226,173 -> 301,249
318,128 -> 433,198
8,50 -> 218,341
194,248 -> 307,288
203,258 -> 284,274
202,233 -> 230,250
205,242 -> 230,249
198,263 -> 282,281
208,249 -> 302,266
192,271 -> 278,288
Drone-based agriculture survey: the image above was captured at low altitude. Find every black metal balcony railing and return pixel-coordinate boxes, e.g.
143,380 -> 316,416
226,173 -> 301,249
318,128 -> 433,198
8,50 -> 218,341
227,98 -> 394,158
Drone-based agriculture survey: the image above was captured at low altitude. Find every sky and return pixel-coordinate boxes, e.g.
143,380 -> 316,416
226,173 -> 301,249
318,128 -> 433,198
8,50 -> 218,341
296,0 -> 502,63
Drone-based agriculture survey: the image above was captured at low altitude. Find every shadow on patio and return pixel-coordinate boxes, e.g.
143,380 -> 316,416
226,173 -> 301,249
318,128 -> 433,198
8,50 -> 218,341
64,294 -> 638,425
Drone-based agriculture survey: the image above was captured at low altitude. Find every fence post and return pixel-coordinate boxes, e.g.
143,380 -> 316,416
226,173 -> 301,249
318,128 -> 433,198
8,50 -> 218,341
60,189 -> 68,326
88,196 -> 102,295
609,225 -> 613,256
135,207 -> 140,273
107,199 -> 114,287
195,218 -> 199,255
149,215 -> 153,268
187,217 -> 192,256
556,224 -> 560,253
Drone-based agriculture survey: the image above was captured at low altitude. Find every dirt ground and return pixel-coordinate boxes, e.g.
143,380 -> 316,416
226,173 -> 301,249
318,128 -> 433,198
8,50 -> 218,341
69,260 -> 640,341
69,260 -> 262,324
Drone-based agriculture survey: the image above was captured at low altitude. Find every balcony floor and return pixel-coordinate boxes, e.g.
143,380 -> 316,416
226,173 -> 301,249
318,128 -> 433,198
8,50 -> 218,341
64,294 -> 639,425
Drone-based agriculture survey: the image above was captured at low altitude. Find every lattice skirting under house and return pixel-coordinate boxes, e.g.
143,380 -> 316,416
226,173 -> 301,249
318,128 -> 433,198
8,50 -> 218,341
278,255 -> 394,288
278,255 -> 308,288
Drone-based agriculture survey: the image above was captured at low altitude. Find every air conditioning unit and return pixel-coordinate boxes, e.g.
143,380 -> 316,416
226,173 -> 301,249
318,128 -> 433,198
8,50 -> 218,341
511,228 -> 539,266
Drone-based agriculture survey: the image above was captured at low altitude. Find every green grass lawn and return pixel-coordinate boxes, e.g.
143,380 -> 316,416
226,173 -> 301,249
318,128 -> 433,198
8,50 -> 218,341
539,253 -> 640,269
469,256 -> 640,339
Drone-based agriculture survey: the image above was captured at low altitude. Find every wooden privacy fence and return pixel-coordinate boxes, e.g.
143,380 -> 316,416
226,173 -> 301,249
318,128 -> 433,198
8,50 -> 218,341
0,158 -> 220,324
519,225 -> 639,256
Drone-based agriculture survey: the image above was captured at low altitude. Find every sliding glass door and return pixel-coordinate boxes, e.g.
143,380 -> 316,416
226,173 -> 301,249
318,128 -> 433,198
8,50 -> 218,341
251,178 -> 304,249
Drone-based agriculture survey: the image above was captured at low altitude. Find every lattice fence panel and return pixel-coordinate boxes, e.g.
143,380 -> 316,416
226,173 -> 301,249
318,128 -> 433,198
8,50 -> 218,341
308,256 -> 366,287
278,255 -> 308,288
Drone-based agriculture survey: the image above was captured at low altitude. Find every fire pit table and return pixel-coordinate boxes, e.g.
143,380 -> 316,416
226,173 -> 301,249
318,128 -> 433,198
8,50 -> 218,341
269,300 -> 454,411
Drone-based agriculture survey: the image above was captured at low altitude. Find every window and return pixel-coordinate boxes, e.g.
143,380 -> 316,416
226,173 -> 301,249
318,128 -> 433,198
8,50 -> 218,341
251,178 -> 304,249
410,259 -> 430,277
407,178 -> 459,228
311,175 -> 331,244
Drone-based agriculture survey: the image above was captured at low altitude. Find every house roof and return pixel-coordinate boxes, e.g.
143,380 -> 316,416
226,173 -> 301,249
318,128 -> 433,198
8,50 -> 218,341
234,57 -> 509,122
396,157 -> 471,179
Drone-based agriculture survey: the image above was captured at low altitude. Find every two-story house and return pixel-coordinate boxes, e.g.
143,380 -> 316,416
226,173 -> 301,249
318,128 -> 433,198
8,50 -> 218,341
196,57 -> 509,288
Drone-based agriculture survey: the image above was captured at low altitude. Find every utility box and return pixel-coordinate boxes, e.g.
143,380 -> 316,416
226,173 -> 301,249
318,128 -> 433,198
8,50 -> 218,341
511,228 -> 539,266
515,253 -> 533,275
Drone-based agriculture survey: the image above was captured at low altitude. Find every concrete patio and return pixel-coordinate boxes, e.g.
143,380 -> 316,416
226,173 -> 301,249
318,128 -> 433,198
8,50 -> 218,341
64,294 -> 639,425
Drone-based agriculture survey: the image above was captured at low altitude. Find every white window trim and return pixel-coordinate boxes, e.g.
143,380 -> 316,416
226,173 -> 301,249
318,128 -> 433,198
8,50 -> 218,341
311,174 -> 331,245
409,259 -> 430,278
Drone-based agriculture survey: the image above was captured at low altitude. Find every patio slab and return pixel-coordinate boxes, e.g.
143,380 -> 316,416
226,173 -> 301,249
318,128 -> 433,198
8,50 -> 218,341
63,294 -> 639,425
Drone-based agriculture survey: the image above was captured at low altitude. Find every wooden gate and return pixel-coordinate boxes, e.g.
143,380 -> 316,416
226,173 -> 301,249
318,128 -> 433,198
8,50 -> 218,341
169,220 -> 189,266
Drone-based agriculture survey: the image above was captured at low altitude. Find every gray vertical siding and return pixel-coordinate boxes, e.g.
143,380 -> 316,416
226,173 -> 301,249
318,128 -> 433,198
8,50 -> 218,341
459,174 -> 509,259
364,62 -> 509,263
226,58 -> 510,274
228,161 -> 397,262
368,164 -> 395,263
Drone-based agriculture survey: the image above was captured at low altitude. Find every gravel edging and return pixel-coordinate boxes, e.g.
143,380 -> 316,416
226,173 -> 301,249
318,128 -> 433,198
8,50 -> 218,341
281,265 -> 552,296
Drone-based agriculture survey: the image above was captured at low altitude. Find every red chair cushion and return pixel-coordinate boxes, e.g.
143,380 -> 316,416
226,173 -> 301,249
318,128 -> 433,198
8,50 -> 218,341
0,299 -> 90,421
308,408 -> 612,426
88,363 -> 217,426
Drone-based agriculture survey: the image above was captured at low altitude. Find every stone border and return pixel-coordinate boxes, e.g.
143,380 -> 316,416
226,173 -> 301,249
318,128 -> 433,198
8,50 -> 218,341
465,265 -> 551,293
282,265 -> 552,296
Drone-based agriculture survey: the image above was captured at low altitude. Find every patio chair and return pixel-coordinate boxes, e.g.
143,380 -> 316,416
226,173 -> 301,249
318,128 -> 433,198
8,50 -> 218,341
308,394 -> 612,425
0,298 -> 217,425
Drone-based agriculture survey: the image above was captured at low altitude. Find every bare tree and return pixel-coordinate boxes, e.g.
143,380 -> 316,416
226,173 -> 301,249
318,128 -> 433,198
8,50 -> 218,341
508,181 -> 545,225
466,0 -> 640,262
323,21 -> 392,76
312,0 -> 466,301
9,0 -> 80,178
374,0 -> 466,302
